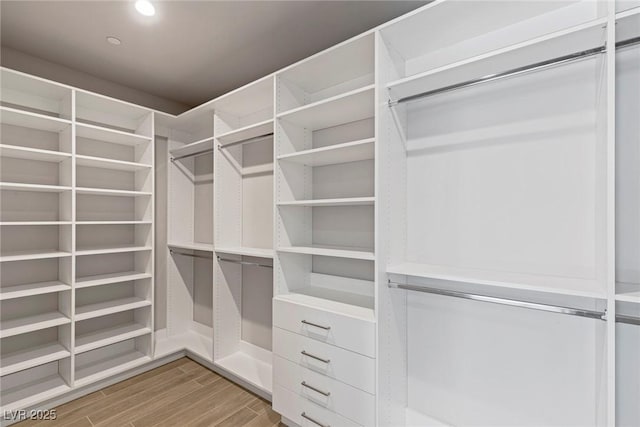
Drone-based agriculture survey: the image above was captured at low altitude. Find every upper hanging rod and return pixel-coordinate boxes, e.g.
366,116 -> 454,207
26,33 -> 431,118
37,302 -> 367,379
217,256 -> 273,269
219,133 -> 274,150
388,45 -> 606,106
617,314 -> 640,326
171,148 -> 213,162
169,249 -> 213,259
388,280 -> 607,320
616,36 -> 640,50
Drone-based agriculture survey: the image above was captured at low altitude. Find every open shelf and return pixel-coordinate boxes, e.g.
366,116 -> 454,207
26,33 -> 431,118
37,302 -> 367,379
215,247 -> 274,258
214,344 -> 273,394
76,155 -> 151,172
387,262 -> 607,299
0,106 -> 71,133
0,343 -> 70,377
277,138 -> 374,166
168,241 -> 214,252
154,330 -> 213,361
616,283 -> 640,304
75,245 -> 151,256
0,281 -> 70,301
274,293 -> 375,323
277,197 -> 375,207
0,250 -> 72,262
75,296 -> 151,321
216,119 -> 273,146
277,85 -> 374,130
0,374 -> 70,413
0,182 -> 71,193
75,187 -> 152,197
278,244 -> 374,261
74,349 -> 151,388
76,122 -> 151,146
0,144 -> 71,163
75,323 -> 151,354
169,137 -> 214,159
0,312 -> 70,339
76,220 -> 151,225
75,271 -> 152,289
0,221 -> 72,226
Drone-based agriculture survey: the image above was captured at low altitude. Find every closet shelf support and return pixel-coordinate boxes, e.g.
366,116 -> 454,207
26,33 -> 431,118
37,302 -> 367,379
388,280 -> 607,320
217,256 -> 273,269
169,249 -> 213,259
218,133 -> 274,150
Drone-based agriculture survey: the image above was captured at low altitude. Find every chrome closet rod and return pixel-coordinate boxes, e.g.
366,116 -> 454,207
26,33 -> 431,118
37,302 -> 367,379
218,133 -> 274,150
388,280 -> 607,320
169,249 -> 213,260
617,314 -> 640,326
217,256 -> 273,269
171,148 -> 214,162
388,45 -> 606,106
616,36 -> 640,50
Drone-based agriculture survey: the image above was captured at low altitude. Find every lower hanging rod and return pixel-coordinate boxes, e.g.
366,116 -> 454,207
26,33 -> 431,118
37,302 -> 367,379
219,133 -> 274,150
217,256 -> 273,269
169,249 -> 213,259
617,314 -> 640,326
388,280 -> 607,320
171,148 -> 213,162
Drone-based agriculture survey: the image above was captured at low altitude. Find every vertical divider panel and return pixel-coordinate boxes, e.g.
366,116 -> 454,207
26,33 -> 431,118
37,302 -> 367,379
67,88 -> 77,388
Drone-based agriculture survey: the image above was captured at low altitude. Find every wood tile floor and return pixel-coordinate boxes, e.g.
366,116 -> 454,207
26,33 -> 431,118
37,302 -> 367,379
16,358 -> 282,427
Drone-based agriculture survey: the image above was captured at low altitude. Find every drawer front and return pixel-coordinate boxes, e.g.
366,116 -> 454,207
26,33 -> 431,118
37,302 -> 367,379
273,327 -> 375,394
273,298 -> 375,357
273,384 -> 361,427
274,355 -> 375,426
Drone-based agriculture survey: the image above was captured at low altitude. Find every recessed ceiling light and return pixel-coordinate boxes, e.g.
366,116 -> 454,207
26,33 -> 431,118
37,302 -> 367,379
106,36 -> 121,45
135,0 -> 155,17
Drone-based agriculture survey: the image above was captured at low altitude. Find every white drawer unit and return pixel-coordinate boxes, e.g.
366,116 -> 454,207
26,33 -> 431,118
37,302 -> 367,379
274,384 -> 362,427
273,326 -> 375,394
274,355 -> 375,426
273,297 -> 375,358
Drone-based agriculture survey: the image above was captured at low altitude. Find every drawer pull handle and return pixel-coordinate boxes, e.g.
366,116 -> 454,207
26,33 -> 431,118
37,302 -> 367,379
301,381 -> 331,397
301,350 -> 330,364
301,412 -> 330,427
301,320 -> 331,330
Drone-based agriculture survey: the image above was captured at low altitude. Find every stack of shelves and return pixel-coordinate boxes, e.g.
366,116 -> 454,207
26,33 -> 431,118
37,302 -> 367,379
0,69 -> 74,411
213,76 -> 275,396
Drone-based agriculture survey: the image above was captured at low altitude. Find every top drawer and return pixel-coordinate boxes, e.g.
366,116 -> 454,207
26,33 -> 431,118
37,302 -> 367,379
273,296 -> 375,358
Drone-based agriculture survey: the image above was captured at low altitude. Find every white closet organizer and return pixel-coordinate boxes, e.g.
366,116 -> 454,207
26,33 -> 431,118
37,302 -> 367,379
213,76 -> 275,396
273,33 -> 377,427
160,108 -> 215,361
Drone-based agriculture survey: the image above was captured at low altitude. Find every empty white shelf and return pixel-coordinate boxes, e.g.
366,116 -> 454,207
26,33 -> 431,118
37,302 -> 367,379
76,221 -> 152,225
216,119 -> 274,146
214,350 -> 273,394
277,85 -> 375,130
0,144 -> 71,162
75,187 -> 152,197
169,137 -> 214,159
616,282 -> 640,303
0,250 -> 72,262
387,262 -> 607,299
0,182 -> 71,193
0,343 -> 70,376
0,281 -> 70,301
274,293 -> 375,323
75,296 -> 151,321
76,122 -> 151,146
0,375 -> 70,413
0,221 -> 72,226
278,244 -> 374,261
0,312 -> 70,339
277,138 -> 375,167
75,323 -> 152,354
291,286 -> 375,311
0,106 -> 71,133
277,197 -> 375,207
154,330 -> 213,361
168,241 -> 214,252
76,155 -> 151,171
74,351 -> 151,388
75,245 -> 152,256
75,271 -> 152,289
215,247 -> 274,258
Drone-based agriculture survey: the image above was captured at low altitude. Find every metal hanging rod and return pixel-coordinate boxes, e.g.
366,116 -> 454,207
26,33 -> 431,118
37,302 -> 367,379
616,36 -> 640,50
218,133 -> 274,150
388,280 -> 607,320
169,249 -> 213,259
617,314 -> 640,326
171,148 -> 213,162
389,45 -> 606,106
217,256 -> 273,269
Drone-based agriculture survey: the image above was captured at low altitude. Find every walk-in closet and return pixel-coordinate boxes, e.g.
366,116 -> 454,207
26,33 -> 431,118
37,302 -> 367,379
0,0 -> 638,426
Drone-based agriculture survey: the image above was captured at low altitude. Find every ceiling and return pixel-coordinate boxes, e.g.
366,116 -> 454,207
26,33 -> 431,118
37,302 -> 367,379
1,1 -> 425,113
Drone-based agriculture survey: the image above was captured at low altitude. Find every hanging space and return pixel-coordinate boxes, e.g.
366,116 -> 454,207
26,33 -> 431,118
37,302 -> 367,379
212,76 -> 275,396
378,2 -> 612,426
273,33 -> 377,427
0,69 -> 73,412
159,110 -> 214,361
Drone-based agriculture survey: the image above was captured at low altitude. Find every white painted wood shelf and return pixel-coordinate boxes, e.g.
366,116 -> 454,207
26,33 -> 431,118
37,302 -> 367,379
616,282 -> 640,303
75,271 -> 152,289
0,312 -> 71,339
76,155 -> 151,171
0,182 -> 71,193
76,221 -> 152,225
75,245 -> 152,256
170,137 -> 214,159
76,122 -> 151,146
277,197 -> 375,207
0,221 -> 72,226
75,323 -> 152,354
215,350 -> 273,395
75,297 -> 152,321
0,144 -> 71,162
277,138 -> 375,167
0,250 -> 72,262
216,119 -> 273,146
0,343 -> 71,376
168,241 -> 214,252
277,244 -> 375,261
0,106 -> 71,132
75,187 -> 152,197
215,247 -> 274,258
274,293 -> 375,323
0,375 -> 70,413
0,281 -> 70,301
74,351 -> 151,388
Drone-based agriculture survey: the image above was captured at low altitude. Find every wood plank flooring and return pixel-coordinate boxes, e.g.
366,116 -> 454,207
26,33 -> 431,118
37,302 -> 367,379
15,358 -> 282,427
